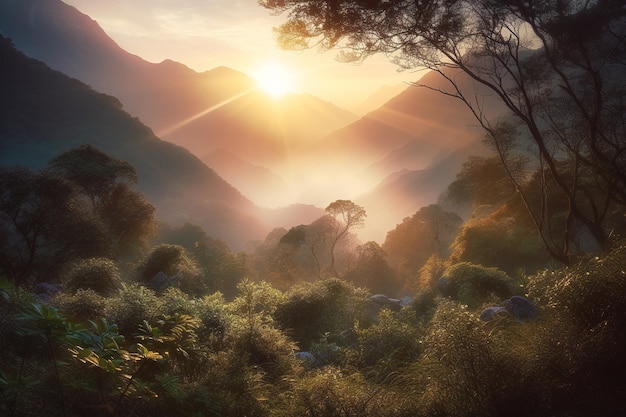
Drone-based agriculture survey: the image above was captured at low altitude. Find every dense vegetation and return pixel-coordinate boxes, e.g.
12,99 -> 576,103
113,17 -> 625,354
2,145 -> 626,416
2,1 -> 625,414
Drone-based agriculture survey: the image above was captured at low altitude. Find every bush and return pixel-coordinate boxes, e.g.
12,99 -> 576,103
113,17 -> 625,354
160,288 -> 228,348
62,257 -> 122,296
137,244 -> 204,295
279,367 -> 405,417
105,283 -> 161,336
449,213 -> 551,276
350,309 -> 423,371
52,289 -> 107,322
274,278 -> 369,350
524,243 -> 626,416
413,301 -> 499,417
439,262 -> 521,309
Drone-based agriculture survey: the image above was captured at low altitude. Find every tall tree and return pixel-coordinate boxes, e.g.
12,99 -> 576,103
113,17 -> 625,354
48,144 -> 137,210
325,199 -> 366,276
0,167 -> 110,285
49,145 -> 155,257
260,0 -> 626,262
344,241 -> 399,295
383,204 -> 462,281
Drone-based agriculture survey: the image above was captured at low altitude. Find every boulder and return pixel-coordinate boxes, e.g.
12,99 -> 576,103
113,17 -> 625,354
294,351 -> 315,363
370,294 -> 401,311
153,271 -> 182,292
479,306 -> 508,321
502,295 -> 540,322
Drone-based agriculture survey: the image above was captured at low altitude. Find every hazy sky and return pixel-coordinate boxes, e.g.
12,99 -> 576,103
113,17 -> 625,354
63,0 -> 419,110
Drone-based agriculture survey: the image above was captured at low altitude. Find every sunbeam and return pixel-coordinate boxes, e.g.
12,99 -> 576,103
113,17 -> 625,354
157,87 -> 256,137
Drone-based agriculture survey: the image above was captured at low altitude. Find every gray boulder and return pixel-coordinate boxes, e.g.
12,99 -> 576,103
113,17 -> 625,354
294,351 -> 315,363
502,296 -> 540,322
370,294 -> 401,311
34,282 -> 62,302
479,306 -> 508,321
153,271 -> 182,292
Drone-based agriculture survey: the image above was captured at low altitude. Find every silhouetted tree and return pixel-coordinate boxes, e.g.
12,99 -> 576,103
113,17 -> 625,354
383,205 -> 462,282
344,241 -> 399,295
48,145 -> 155,258
325,199 -> 366,276
48,144 -> 137,210
0,167 -> 110,285
446,156 -> 522,208
156,222 -> 248,297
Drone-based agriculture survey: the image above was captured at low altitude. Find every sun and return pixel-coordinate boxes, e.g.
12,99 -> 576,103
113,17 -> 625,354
253,63 -> 294,97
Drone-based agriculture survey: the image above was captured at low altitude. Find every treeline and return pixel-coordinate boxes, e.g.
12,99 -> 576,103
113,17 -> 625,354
1,146 -> 626,416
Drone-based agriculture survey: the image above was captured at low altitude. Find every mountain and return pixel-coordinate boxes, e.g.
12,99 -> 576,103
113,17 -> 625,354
202,149 -> 291,208
288,66 -> 505,214
0,0 -> 358,168
354,82 -> 409,116
355,141 -> 491,242
0,34 -> 267,250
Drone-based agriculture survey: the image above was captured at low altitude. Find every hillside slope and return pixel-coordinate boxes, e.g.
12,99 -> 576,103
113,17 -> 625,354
0,35 -> 266,250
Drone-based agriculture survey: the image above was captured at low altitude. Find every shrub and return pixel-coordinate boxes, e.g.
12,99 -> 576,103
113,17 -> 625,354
137,244 -> 204,295
413,301 -> 500,417
52,288 -> 107,322
160,288 -> 228,348
105,283 -> 161,336
62,257 -> 122,296
524,243 -> 626,416
279,367 -> 404,417
274,278 -> 369,350
350,309 -> 423,371
439,262 -> 521,309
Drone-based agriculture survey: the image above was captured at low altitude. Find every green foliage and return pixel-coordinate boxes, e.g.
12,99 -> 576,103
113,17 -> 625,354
415,254 -> 448,293
226,279 -> 296,383
350,309 -> 423,372
440,262 -> 521,309
413,301 -> 500,417
445,156 -> 520,207
47,144 -> 138,206
383,205 -> 462,285
62,257 -> 122,296
48,145 -> 156,260
137,244 -> 203,295
0,167 -> 111,285
156,222 -> 247,298
278,366 -> 402,417
523,243 -> 626,414
4,242 -> 626,417
274,278 -> 369,350
105,283 -> 162,336
52,288 -> 107,322
450,208 -> 554,275
344,241 -> 400,296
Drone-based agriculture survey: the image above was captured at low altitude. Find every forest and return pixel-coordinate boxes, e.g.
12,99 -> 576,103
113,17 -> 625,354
1,142 -> 625,417
2,0 -> 626,416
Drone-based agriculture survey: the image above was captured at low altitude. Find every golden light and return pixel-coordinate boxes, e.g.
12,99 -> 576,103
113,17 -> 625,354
253,62 -> 294,97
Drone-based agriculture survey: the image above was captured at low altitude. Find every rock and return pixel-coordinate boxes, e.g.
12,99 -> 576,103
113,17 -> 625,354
502,295 -> 540,322
370,294 -> 390,304
370,294 -> 401,311
35,282 -> 62,296
34,282 -> 62,302
152,271 -> 182,292
479,306 -> 508,321
294,351 -> 315,363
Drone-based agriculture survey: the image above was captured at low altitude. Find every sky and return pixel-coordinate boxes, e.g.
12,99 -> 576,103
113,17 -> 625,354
63,0 -> 419,111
